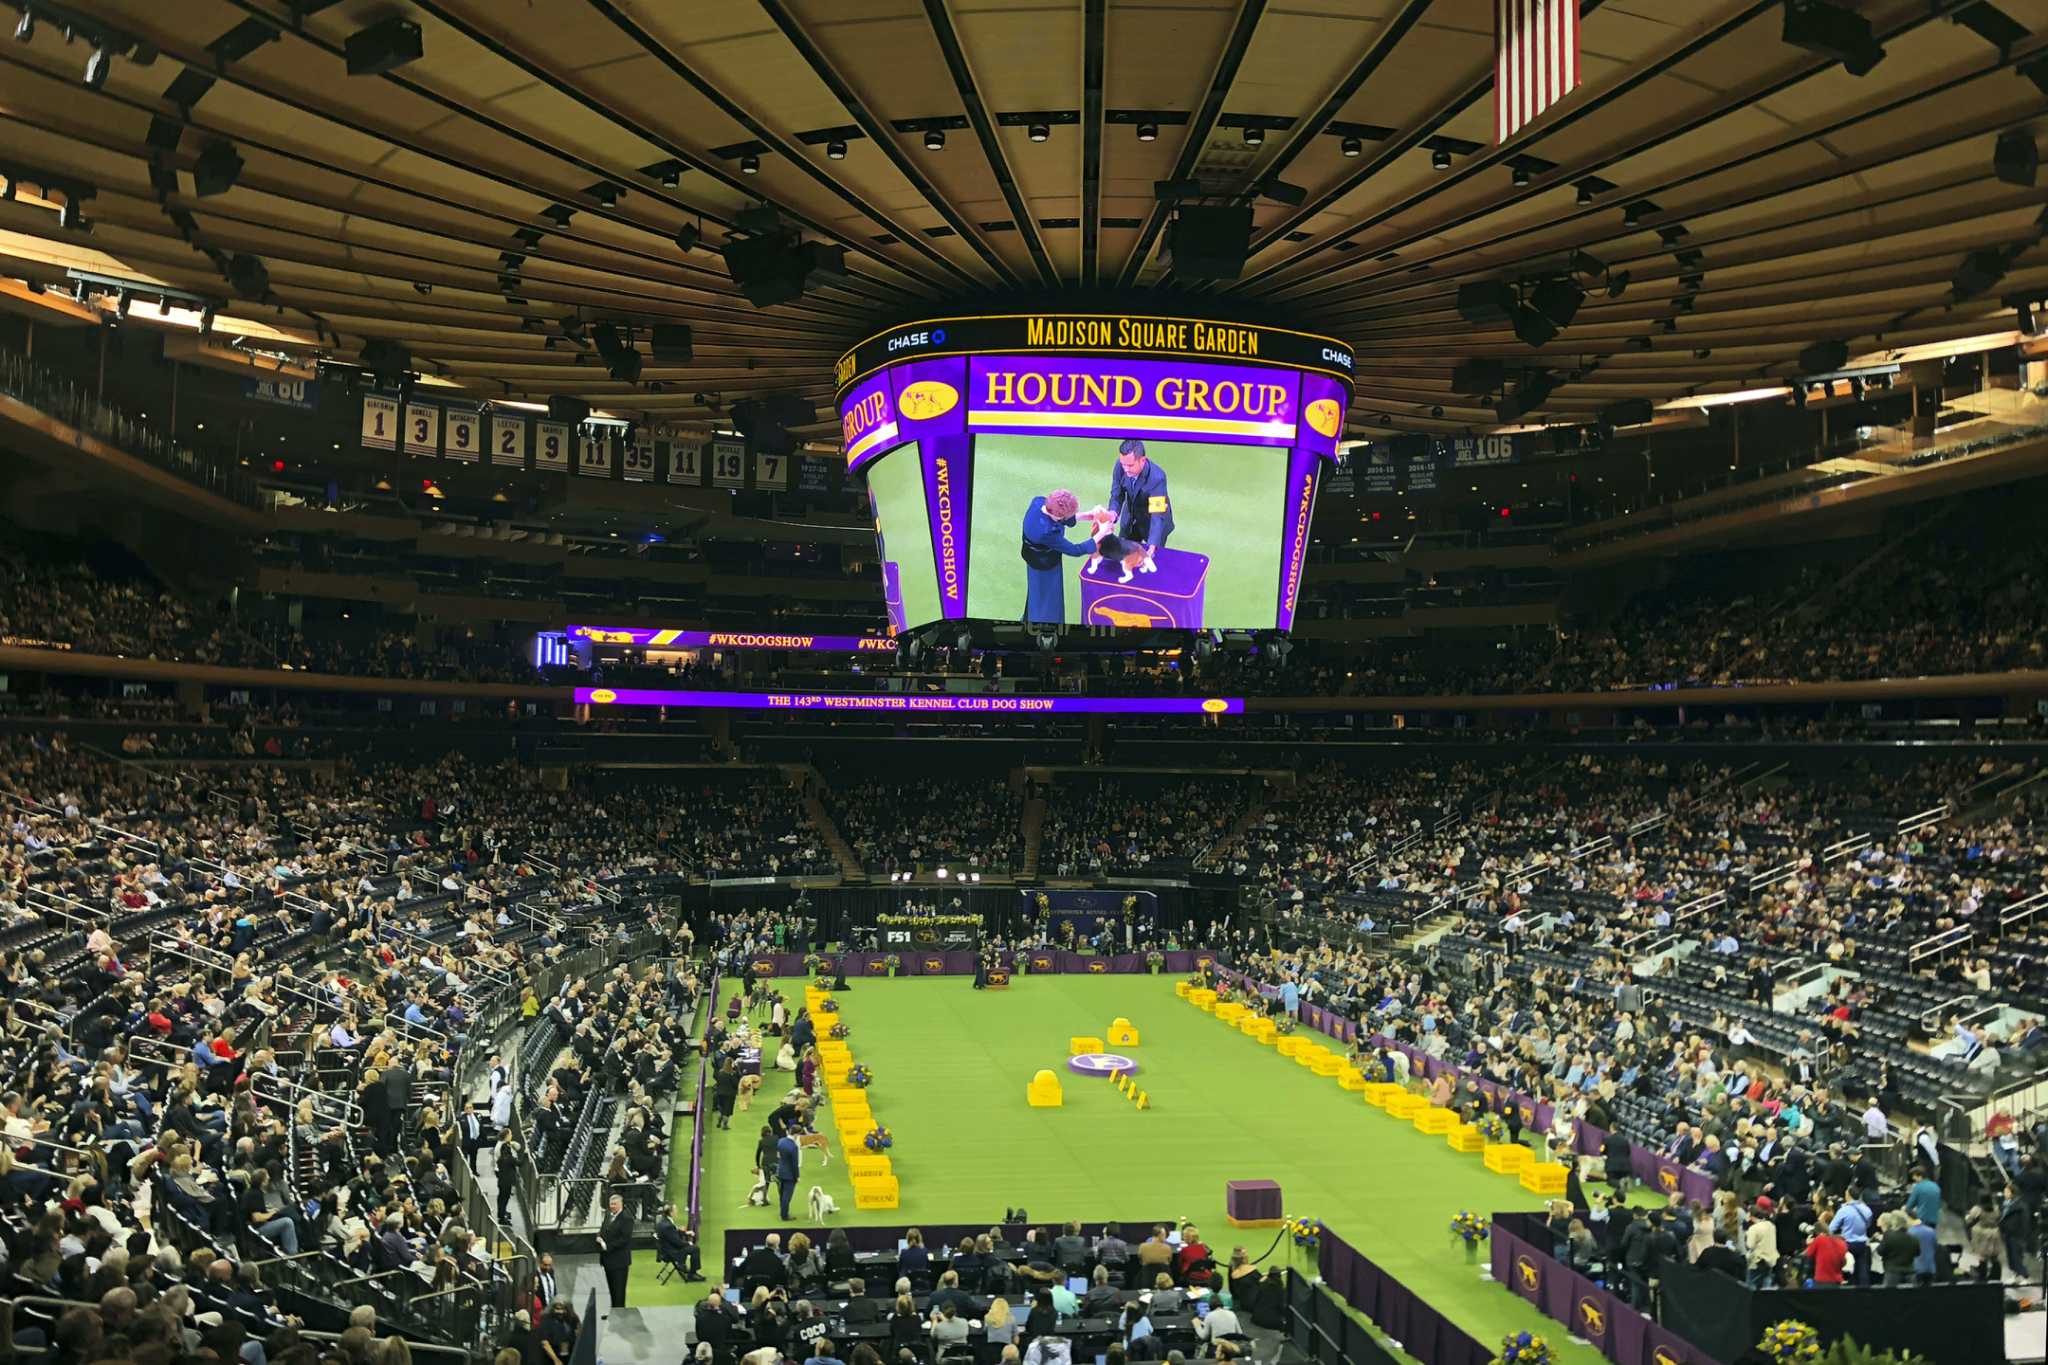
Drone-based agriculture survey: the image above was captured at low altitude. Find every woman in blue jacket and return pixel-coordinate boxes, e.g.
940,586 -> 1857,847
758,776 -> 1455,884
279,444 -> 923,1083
1020,488 -> 1096,622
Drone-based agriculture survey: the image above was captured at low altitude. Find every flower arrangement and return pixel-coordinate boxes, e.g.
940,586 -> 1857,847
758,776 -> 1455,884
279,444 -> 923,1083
847,1064 -> 872,1088
803,953 -> 824,974
1145,950 -> 1166,972
829,1022 -> 850,1040
1289,1217 -> 1323,1250
1475,1112 -> 1509,1143
1275,1016 -> 1296,1035
883,953 -> 902,974
1758,1320 -> 1822,1364
1492,1331 -> 1554,1365
815,997 -> 839,1014
1449,1210 -> 1489,1246
864,1125 -> 893,1152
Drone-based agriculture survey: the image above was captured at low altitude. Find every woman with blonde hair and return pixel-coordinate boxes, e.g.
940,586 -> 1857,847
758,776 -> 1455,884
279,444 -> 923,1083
983,1295 -> 1016,1348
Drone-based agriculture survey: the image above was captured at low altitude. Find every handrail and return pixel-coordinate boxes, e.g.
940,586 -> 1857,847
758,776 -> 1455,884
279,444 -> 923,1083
1747,859 -> 1802,893
1897,803 -> 1949,835
1921,992 -> 1978,1036
1626,813 -> 1667,837
1822,832 -> 1873,864
253,1071 -> 364,1127
1908,924 -> 1972,968
24,884 -> 110,927
1674,889 -> 1727,926
1999,887 -> 2048,932
1568,835 -> 1612,861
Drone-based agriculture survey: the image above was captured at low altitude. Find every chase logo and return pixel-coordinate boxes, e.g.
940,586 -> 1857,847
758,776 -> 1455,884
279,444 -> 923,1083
1577,1298 -> 1607,1338
1320,345 -> 1354,370
587,688 -> 618,704
887,327 -> 946,353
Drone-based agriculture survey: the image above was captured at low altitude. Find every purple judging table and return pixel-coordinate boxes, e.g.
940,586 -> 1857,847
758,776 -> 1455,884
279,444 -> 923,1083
1226,1178 -> 1283,1227
1079,546 -> 1209,629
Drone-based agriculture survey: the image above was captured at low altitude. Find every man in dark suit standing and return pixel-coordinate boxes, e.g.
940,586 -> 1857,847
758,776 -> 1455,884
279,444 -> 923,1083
775,1131 -> 800,1221
597,1193 -> 634,1314
458,1101 -> 486,1166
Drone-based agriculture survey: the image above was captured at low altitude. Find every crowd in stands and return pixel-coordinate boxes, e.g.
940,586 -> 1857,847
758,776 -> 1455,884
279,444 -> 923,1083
822,776 -> 1023,876
1039,775 -> 1259,879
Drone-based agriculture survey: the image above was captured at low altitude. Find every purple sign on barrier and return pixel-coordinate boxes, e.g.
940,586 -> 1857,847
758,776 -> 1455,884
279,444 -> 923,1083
576,687 -> 1242,715
569,625 -> 897,653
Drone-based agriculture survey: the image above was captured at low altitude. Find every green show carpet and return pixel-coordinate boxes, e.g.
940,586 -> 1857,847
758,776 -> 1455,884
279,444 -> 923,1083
629,975 -> 1612,1364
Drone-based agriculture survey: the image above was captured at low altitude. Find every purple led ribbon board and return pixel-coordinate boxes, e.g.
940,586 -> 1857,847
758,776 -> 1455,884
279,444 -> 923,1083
576,687 -> 1244,716
568,626 -> 897,653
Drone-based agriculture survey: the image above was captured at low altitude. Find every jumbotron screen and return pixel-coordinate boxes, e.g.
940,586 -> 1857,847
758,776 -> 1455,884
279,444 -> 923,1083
836,314 -> 1353,632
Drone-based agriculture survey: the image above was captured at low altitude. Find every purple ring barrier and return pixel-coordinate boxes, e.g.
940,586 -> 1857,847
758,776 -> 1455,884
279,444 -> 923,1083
1068,1052 -> 1138,1076
1319,1227 -> 1491,1365
742,949 -> 1214,978
685,978 -> 723,1234
1490,1216 -> 1708,1365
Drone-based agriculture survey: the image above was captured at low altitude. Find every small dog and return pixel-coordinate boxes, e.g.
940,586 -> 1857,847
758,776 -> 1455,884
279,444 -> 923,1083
795,1130 -> 831,1164
743,1167 -> 770,1208
1086,534 -> 1151,584
807,1185 -> 839,1222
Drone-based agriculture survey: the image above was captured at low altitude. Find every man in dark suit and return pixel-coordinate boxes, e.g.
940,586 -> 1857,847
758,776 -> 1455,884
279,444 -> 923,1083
740,1234 -> 788,1295
775,1131 -> 800,1220
655,1202 -> 703,1282
535,1252 -> 558,1307
597,1193 -> 634,1314
458,1101 -> 486,1166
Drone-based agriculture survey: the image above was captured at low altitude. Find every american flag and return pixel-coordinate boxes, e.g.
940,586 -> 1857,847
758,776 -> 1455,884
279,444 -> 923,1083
1497,0 -> 1580,144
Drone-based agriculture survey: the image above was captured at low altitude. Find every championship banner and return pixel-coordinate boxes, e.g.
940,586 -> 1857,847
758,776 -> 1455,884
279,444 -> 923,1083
623,430 -> 656,481
668,438 -> 703,485
577,429 -> 615,478
576,687 -> 1243,716
753,450 -> 788,490
534,420 -> 570,471
795,455 -> 835,496
402,400 -> 441,457
568,626 -> 896,654
709,435 -> 746,488
490,413 -> 527,467
443,405 -> 481,463
360,394 -> 399,451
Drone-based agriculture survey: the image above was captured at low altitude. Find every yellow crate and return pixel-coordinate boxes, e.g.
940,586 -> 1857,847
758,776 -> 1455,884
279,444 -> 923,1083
827,1086 -> 867,1109
1107,1018 -> 1141,1046
1519,1162 -> 1569,1196
845,1153 -> 892,1180
1337,1067 -> 1366,1091
1447,1124 -> 1488,1154
1385,1092 -> 1428,1120
1362,1082 -> 1402,1107
852,1174 -> 900,1210
1312,1055 -> 1345,1078
816,1041 -> 852,1059
1274,1036 -> 1305,1058
1483,1144 -> 1532,1175
1174,980 -> 1193,999
1414,1107 -> 1457,1135
1190,990 -> 1218,1012
1250,1020 -> 1278,1044
1069,1036 -> 1106,1056
1214,1003 -> 1246,1024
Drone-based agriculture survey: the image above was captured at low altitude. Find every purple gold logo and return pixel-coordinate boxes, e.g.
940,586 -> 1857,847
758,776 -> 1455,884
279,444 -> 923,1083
898,380 -> 959,419
1577,1297 -> 1607,1338
1515,1255 -> 1540,1292
1201,698 -> 1230,713
1304,397 -> 1342,438
1087,960 -> 1109,973
923,958 -> 944,972
588,688 -> 618,704
1652,1348 -> 1684,1365
1658,1167 -> 1680,1191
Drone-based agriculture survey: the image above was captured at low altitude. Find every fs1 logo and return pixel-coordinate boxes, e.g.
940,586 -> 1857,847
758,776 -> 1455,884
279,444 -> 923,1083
887,327 -> 947,353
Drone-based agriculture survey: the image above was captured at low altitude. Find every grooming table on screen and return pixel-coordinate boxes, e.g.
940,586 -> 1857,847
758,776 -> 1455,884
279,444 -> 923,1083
1079,546 -> 1209,629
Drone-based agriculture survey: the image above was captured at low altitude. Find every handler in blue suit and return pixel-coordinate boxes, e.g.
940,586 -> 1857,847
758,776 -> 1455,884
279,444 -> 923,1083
1020,487 -> 1097,622
1106,438 -> 1172,573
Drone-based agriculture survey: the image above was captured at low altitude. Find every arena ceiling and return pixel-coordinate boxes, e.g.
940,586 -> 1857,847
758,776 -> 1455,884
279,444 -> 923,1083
0,0 -> 2043,445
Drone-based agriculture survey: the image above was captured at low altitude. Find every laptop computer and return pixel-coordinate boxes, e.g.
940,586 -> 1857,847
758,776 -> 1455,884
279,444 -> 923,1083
1067,1276 -> 1089,1295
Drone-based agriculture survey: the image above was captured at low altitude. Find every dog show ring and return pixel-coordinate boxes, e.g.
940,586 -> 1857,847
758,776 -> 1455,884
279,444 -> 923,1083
1068,1052 -> 1139,1077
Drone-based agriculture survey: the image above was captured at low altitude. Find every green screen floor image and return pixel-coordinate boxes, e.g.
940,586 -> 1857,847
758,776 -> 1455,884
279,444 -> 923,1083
642,975 -> 1610,1363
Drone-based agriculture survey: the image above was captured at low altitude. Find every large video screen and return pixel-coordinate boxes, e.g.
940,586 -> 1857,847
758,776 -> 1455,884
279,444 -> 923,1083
966,433 -> 1285,628
838,313 -> 1353,634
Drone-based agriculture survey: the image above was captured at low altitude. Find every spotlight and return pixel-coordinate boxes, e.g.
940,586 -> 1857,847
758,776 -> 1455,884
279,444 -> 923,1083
1137,122 -> 1158,142
13,9 -> 32,41
740,154 -> 759,174
1431,147 -> 1451,171
1575,180 -> 1599,205
1606,270 -> 1631,299
2019,300 -> 2040,337
84,46 -> 110,89
1242,125 -> 1264,148
1028,122 -> 1050,142
924,127 -> 946,151
660,168 -> 680,187
674,222 -> 700,252
193,140 -> 244,197
826,139 -> 847,160
936,866 -> 949,879
199,306 -> 215,337
1511,162 -> 1532,187
1340,136 -> 1362,157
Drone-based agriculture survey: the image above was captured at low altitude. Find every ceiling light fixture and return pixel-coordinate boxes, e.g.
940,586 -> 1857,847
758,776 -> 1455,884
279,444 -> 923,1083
1340,136 -> 1362,157
924,128 -> 946,151
84,46 -> 110,89
1242,125 -> 1264,148
739,154 -> 760,174
1136,122 -> 1158,142
13,9 -> 32,41
1028,122 -> 1050,142
1431,147 -> 1451,171
826,139 -> 847,160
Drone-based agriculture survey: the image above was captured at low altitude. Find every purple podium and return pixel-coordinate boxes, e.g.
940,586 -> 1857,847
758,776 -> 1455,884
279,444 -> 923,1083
1079,546 -> 1209,629
1226,1179 -> 1283,1228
